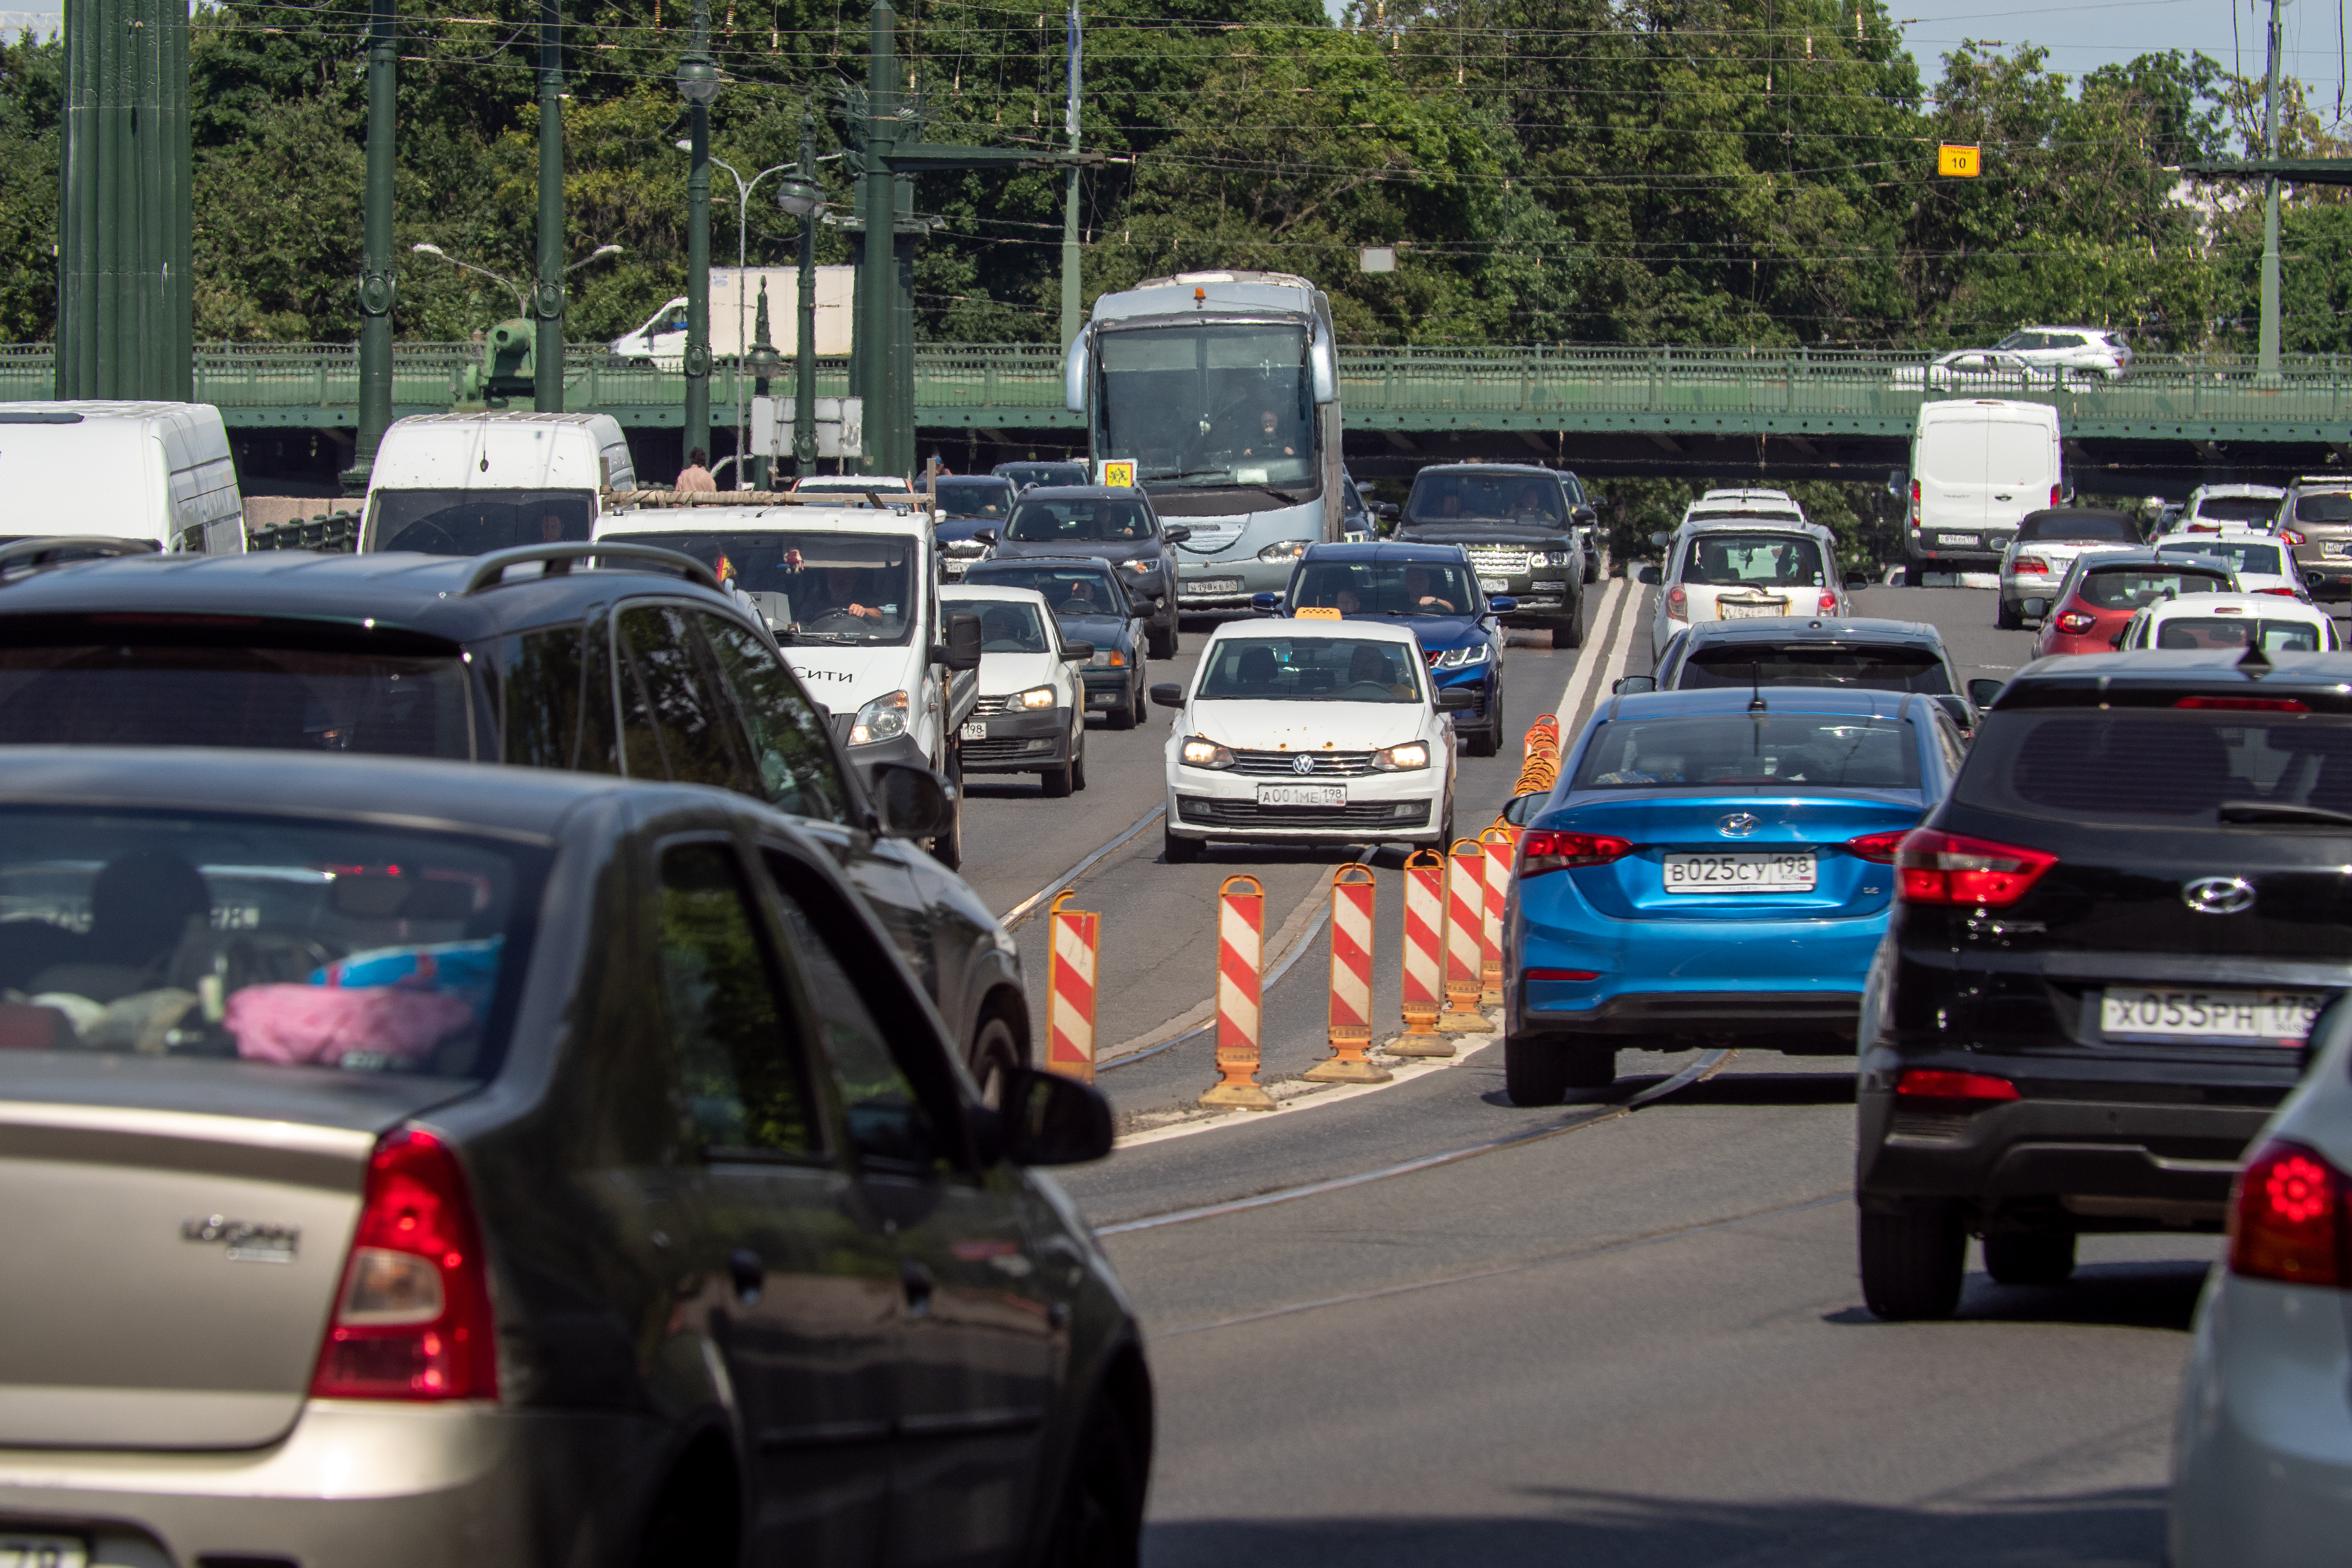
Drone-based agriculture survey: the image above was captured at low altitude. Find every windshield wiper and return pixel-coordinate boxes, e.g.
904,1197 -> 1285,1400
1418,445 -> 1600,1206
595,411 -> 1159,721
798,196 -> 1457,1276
786,630 -> 859,645
2218,799 -> 2352,827
1139,467 -> 1228,482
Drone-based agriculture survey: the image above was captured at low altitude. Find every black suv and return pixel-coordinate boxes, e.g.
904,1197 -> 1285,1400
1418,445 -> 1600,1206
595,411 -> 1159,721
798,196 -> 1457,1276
1855,647 -> 2352,1318
0,539 -> 1030,1088
1395,462 -> 1589,644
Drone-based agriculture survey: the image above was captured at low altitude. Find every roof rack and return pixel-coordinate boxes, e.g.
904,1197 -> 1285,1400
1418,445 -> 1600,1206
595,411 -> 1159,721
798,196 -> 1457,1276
603,487 -> 931,516
0,535 -> 163,583
462,541 -> 721,595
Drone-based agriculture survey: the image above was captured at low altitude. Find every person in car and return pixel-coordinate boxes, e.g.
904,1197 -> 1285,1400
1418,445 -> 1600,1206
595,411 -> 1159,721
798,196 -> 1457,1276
1058,578 -> 1103,615
1403,563 -> 1459,613
1243,408 -> 1295,459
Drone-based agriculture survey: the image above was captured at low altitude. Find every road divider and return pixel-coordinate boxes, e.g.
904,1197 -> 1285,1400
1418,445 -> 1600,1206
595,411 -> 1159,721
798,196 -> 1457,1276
1479,828 -> 1514,1008
1305,864 -> 1388,1085
1441,838 -> 1489,1032
1200,874 -> 1276,1110
1045,890 -> 1099,1083
1396,848 -> 1453,1055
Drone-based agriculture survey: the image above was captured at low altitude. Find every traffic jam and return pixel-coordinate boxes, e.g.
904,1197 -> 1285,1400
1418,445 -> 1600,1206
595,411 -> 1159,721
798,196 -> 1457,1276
0,302 -> 2343,1565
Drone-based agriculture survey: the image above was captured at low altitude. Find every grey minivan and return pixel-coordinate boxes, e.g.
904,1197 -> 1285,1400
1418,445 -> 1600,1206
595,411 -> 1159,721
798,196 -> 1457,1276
0,748 -> 1147,1568
980,486 -> 1189,660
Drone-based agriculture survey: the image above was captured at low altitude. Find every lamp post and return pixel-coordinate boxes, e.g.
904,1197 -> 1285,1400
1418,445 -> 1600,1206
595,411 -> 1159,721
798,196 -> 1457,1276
415,243 -> 621,397
533,0 -> 565,412
346,0 -> 397,493
681,139 -> 794,489
776,113 -> 825,479
677,4 -> 721,468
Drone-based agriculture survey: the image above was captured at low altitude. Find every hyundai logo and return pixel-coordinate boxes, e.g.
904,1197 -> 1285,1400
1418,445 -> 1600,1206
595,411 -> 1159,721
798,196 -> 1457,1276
2181,877 -> 2256,916
1717,812 -> 1760,838
1292,755 -> 1316,776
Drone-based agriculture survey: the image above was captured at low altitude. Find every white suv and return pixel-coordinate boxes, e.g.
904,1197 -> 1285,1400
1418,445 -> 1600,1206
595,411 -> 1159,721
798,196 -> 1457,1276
1990,326 -> 2132,381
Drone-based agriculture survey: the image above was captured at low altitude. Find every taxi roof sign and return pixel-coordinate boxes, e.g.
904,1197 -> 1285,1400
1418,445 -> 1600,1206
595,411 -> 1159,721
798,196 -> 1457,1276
1938,144 -> 1981,178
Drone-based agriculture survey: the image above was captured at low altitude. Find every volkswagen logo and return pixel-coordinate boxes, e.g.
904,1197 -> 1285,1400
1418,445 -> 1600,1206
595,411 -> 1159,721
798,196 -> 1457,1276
1292,755 -> 1316,776
1717,812 -> 1760,838
2181,877 -> 2256,916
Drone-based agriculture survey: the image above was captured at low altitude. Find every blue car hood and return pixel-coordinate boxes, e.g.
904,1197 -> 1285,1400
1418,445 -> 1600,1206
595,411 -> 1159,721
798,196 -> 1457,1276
1058,612 -> 1130,647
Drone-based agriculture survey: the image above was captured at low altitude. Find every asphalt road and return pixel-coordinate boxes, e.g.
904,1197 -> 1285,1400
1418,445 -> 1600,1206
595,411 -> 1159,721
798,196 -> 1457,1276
967,574 -> 2227,1567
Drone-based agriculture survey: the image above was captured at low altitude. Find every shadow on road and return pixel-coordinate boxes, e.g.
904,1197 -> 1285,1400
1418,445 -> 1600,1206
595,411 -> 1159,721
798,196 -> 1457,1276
1820,1259 -> 2211,1333
1475,1068 -> 1858,1112
1144,1485 -> 2165,1568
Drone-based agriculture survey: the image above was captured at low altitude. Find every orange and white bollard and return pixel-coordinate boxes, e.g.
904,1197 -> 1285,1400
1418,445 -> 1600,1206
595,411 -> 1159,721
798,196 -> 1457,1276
1479,827 -> 1515,1008
1045,890 -> 1099,1083
1305,863 -> 1389,1084
1395,848 -> 1454,1057
1440,838 -> 1490,1031
1199,874 -> 1277,1109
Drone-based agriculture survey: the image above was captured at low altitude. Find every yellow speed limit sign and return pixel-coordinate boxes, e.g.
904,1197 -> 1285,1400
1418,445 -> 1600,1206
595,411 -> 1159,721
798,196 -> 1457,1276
1938,144 -> 1981,177
1098,459 -> 1137,488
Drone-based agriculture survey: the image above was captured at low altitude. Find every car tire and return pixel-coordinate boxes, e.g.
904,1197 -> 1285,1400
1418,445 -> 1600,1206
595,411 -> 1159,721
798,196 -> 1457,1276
1504,1034 -> 1571,1105
1583,552 -> 1600,585
1162,822 -> 1202,863
1436,799 -> 1455,848
1983,1230 -> 2075,1287
1463,703 -> 1499,758
1041,760 -> 1074,798
1995,597 -> 2022,631
1072,739 -> 1088,792
930,745 -> 965,871
1147,619 -> 1177,660
1858,1203 -> 1967,1321
1107,690 -> 1138,730
1483,688 -> 1505,758
1554,613 -> 1583,651
1038,1389 -> 1147,1568
967,1014 -> 1022,1109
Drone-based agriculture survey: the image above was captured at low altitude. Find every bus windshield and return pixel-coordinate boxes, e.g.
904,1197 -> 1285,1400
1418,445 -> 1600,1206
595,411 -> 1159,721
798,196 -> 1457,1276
1095,323 -> 1318,498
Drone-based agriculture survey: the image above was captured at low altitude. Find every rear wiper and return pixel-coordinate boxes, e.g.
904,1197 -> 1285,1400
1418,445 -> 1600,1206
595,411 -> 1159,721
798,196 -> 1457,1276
2217,799 -> 2352,827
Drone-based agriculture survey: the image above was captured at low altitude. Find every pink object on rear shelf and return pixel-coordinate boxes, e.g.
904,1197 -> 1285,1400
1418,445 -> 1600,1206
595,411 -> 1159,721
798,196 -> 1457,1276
224,984 -> 474,1067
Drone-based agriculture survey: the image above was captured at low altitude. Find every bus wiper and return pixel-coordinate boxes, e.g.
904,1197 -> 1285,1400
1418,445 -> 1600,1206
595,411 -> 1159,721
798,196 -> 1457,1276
1139,467 -> 1228,482
2218,800 -> 2352,827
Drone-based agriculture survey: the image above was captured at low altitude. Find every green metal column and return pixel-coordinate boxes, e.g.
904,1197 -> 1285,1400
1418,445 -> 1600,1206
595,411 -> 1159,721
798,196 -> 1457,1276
891,178 -> 916,478
346,0 -> 397,491
794,114 -> 819,478
2258,0 -> 2283,375
57,0 -> 191,400
532,0 -> 565,412
858,0 -> 900,477
681,2 -> 718,459
748,280 -> 776,489
1059,0 -> 1080,349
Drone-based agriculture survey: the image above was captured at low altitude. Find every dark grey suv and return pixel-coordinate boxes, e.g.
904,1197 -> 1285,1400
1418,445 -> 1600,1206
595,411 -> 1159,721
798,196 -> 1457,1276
981,486 -> 1189,660
0,747 -> 1147,1568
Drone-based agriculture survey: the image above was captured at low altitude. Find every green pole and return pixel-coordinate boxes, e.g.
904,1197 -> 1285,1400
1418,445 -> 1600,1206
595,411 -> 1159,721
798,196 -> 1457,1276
347,0 -> 397,492
1060,0 -> 1080,350
892,177 -> 915,478
795,112 -> 819,478
749,279 -> 775,490
533,0 -> 565,412
858,0 -> 898,477
681,2 -> 717,461
2258,0 -> 2283,376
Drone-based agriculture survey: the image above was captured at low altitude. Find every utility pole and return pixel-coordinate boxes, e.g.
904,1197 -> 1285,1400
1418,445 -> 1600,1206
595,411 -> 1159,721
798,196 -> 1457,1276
789,113 -> 821,477
747,281 -> 779,490
2259,0 -> 2284,377
679,3 -> 720,460
346,0 -> 397,492
1060,0 -> 1081,350
533,0 -> 566,412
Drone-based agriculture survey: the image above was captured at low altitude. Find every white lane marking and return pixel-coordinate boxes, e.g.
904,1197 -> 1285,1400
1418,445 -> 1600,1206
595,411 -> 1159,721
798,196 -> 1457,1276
1097,878 -> 1334,1068
1001,803 -> 1166,928
1114,1035 -> 1499,1148
1551,578 -> 1626,722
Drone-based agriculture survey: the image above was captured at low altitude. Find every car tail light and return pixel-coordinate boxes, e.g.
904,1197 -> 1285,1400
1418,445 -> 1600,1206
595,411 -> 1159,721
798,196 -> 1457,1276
1817,591 -> 1838,613
2231,1140 -> 2347,1289
1527,967 -> 1601,981
2283,528 -> 2307,545
1666,585 -> 1688,622
1894,1068 -> 2020,1103
1519,830 -> 1634,877
2255,586 -> 2299,597
1910,479 -> 1921,528
2176,695 -> 2310,713
1895,828 -> 2057,907
2050,484 -> 2062,507
2054,610 -> 2097,635
1845,830 -> 1909,864
312,1128 -> 498,1401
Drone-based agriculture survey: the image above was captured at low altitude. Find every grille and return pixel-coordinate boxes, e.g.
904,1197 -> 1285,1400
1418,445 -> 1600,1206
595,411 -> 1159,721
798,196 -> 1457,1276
1229,750 -> 1378,778
971,694 -> 1052,717
1177,797 -> 1429,829
1465,546 -> 1531,575
964,736 -> 1055,763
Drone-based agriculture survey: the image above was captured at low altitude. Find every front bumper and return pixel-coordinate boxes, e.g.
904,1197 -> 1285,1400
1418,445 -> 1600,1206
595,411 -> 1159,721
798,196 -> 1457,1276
1174,556 -> 1292,611
1166,764 -> 1446,844
961,706 -> 1072,772
1079,667 -> 1135,712
1477,570 -> 1576,623
834,721 -> 936,784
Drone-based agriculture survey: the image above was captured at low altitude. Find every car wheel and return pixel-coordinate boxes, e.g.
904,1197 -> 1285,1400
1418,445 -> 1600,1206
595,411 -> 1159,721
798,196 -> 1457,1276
967,1014 -> 1022,1109
1554,613 -> 1583,651
1504,1034 -> 1570,1104
1041,759 -> 1074,798
1107,687 -> 1138,730
1462,708 -> 1498,758
1983,1230 -> 2075,1286
1995,597 -> 2022,631
1162,821 -> 1202,863
1038,1389 -> 1147,1568
1072,739 -> 1088,792
1147,619 -> 1176,660
1858,1203 -> 1967,1320
930,746 -> 965,871
1583,552 -> 1599,585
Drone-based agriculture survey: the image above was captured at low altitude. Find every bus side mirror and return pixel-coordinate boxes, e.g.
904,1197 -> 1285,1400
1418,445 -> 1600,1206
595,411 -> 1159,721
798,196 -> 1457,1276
1310,318 -> 1338,405
1063,335 -> 1089,414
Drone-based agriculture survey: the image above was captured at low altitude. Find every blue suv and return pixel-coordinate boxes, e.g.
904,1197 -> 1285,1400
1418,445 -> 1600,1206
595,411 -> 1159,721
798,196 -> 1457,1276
1254,540 -> 1515,755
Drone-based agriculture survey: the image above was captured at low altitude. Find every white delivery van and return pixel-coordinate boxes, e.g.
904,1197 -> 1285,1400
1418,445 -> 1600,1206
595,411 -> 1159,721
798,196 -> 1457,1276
591,500 -> 984,865
361,411 -> 637,555
0,401 -> 244,553
1903,399 -> 2064,568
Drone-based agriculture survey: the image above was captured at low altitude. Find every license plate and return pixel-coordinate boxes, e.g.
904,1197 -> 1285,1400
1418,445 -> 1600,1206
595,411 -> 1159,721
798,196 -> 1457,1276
1718,599 -> 1788,621
0,1539 -> 88,1568
1662,852 -> 1816,893
1479,577 -> 1511,592
1183,578 -> 1241,597
2327,542 -> 2352,559
1255,784 -> 1346,808
2101,986 -> 2324,1042
1940,533 -> 1981,547
960,721 -> 987,741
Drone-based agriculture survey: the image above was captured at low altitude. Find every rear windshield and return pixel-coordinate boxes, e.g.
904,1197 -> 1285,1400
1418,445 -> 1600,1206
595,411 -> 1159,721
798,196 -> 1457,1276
1678,534 -> 1829,589
2077,567 -> 2229,610
1406,473 -> 1564,527
0,808 -> 545,1078
366,488 -> 594,555
995,463 -> 1089,489
2157,539 -> 2288,578
1680,645 -> 1950,695
2016,512 -> 2136,544
962,565 -> 1123,613
2194,496 -> 2281,525
2154,616 -> 2327,653
1958,710 -> 2352,823
1572,714 -> 1919,791
1196,636 -> 1424,703
1005,499 -> 1154,544
1290,560 -> 1481,618
932,480 -> 1012,519
2296,492 -> 2352,524
0,642 -> 474,757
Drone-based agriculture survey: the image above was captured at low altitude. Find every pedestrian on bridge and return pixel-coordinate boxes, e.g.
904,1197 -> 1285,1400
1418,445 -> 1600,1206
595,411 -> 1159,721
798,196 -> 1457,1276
676,447 -> 717,494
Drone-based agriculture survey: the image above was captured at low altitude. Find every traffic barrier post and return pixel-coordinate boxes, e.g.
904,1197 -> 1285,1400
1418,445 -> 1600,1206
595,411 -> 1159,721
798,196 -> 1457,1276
1044,890 -> 1099,1083
1304,864 -> 1389,1084
1440,838 -> 1490,1031
1479,828 -> 1514,1008
1394,848 -> 1454,1056
1199,874 -> 1278,1110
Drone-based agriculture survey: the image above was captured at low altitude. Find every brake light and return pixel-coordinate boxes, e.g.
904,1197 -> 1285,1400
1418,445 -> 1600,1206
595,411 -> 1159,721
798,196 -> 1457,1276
2255,586 -> 2299,597
1519,830 -> 1634,877
2283,528 -> 2307,546
1527,967 -> 1601,981
1845,830 -> 1909,864
2231,1140 -> 2346,1289
2012,555 -> 2049,575
1895,828 -> 2057,907
311,1128 -> 498,1401
2050,485 -> 2062,507
2054,610 -> 2097,635
1894,1068 -> 2020,1103
2176,696 -> 2310,713
1818,591 -> 1839,613
1910,479 -> 1921,529
1666,585 -> 1688,622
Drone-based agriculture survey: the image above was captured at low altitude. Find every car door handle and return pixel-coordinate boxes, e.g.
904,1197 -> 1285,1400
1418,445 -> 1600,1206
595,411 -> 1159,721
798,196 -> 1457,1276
729,1248 -> 765,1305
900,1259 -> 935,1318
1994,494 -> 2013,502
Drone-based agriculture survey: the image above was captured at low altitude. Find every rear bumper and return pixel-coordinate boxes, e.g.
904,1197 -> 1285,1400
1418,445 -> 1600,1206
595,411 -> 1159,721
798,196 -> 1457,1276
1513,986 -> 1864,1039
2295,556 -> 2352,597
1175,557 -> 1290,610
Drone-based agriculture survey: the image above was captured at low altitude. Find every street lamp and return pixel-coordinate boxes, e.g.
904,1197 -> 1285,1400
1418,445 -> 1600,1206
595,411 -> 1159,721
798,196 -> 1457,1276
677,0 -> 719,466
411,243 -> 528,318
676,140 -> 796,486
781,113 -> 823,478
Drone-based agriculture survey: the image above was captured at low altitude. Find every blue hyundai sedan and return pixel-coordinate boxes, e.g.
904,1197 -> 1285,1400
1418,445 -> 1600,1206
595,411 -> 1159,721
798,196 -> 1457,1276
1502,687 -> 1964,1102
1254,541 -> 1518,756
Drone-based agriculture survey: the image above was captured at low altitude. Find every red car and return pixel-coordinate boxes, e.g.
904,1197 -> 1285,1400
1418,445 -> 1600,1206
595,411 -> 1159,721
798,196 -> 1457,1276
2031,549 -> 2236,657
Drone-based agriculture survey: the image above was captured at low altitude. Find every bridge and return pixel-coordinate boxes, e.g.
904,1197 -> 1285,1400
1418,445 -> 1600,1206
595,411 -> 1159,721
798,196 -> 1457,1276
4,342 -> 2344,485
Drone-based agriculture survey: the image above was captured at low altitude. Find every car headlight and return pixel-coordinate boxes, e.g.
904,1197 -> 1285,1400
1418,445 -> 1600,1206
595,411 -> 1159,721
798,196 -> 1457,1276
1015,685 -> 1057,710
1180,736 -> 1235,769
1089,648 -> 1127,667
946,540 -> 986,557
848,689 -> 909,745
1431,644 -> 1492,670
1257,539 -> 1311,563
1373,741 -> 1431,771
1524,552 -> 1570,568
1120,558 -> 1156,574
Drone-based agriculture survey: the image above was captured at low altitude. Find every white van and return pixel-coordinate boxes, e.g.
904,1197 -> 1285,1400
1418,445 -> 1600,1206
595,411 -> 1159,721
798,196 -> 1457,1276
1902,400 -> 2064,568
591,501 -> 984,865
360,411 -> 637,555
0,401 -> 243,553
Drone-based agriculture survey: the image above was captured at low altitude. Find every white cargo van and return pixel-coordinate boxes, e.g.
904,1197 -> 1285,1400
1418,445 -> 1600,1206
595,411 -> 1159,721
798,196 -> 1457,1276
0,401 -> 243,553
1901,400 -> 2064,568
591,500 -> 984,866
360,411 -> 637,555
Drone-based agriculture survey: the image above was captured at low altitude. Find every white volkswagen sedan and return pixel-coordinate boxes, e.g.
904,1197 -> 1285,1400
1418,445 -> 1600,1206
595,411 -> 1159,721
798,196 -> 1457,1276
1151,619 -> 1466,863
941,583 -> 1092,797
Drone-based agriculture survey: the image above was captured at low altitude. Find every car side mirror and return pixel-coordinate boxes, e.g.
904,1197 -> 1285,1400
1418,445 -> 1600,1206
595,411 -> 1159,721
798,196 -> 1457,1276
1612,675 -> 1657,695
1375,502 -> 1399,520
993,1066 -> 1114,1166
1488,595 -> 1519,614
1162,525 -> 1191,544
1636,565 -> 1661,586
1572,506 -> 1597,525
1250,591 -> 1282,616
1843,573 -> 1869,590
1149,682 -> 1186,708
1434,688 -> 1474,711
1061,642 -> 1094,661
1887,468 -> 1908,499
870,762 -> 952,838
971,528 -> 996,546
1502,790 -> 1547,826
1966,677 -> 2005,708
1932,694 -> 1974,731
1648,530 -> 1669,548
935,610 -> 983,671
2109,629 -> 2128,649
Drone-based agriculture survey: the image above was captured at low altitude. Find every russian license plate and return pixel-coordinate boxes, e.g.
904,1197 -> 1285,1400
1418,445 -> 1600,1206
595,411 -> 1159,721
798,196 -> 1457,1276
1940,533 -> 1981,547
2101,986 -> 2325,1042
960,721 -> 987,741
2327,542 -> 2352,559
1479,577 -> 1511,593
1662,852 -> 1817,894
0,1539 -> 88,1568
1718,598 -> 1788,621
1255,784 -> 1346,808
1183,578 -> 1241,597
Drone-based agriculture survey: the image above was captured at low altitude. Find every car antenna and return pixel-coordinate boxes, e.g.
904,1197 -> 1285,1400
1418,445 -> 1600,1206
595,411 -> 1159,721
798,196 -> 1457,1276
1747,659 -> 1769,713
2239,637 -> 2272,674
